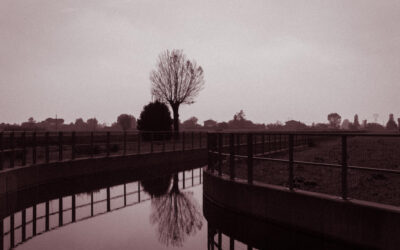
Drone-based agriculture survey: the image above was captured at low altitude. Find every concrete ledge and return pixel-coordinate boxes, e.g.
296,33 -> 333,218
204,171 -> 400,250
0,149 -> 207,195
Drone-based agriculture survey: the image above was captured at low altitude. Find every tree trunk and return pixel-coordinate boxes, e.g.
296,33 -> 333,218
172,104 -> 180,133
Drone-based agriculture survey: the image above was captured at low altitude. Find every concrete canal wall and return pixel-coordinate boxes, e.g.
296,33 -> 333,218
0,149 -> 207,195
204,171 -> 400,250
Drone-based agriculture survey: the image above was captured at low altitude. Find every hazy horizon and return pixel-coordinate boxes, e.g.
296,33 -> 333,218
1,0 -> 399,125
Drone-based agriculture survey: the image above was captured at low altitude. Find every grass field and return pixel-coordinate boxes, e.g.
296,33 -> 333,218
222,136 -> 400,206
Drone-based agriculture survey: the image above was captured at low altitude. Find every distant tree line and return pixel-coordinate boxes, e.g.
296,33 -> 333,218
0,114 -> 137,132
1,111 -> 399,133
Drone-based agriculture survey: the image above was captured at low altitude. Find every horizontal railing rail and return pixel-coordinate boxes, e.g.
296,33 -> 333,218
0,131 -> 208,170
207,132 -> 400,202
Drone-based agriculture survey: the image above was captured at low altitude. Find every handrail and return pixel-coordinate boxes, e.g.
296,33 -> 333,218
207,132 -> 400,201
0,131 -> 208,171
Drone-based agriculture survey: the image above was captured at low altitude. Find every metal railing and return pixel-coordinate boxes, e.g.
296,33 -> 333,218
207,132 -> 400,202
0,131 -> 207,170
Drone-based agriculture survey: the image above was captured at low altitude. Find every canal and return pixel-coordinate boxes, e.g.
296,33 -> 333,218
1,166 -> 371,250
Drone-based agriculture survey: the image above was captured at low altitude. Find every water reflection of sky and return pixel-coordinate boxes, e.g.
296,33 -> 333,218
13,171 -> 207,250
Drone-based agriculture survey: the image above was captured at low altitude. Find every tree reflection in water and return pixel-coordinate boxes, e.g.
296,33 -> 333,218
150,173 -> 203,247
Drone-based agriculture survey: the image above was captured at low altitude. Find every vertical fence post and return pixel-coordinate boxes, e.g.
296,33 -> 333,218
72,195 -> 76,222
58,132 -> 63,161
10,214 -> 14,247
10,132 -> 15,168
162,133 -> 166,152
33,204 -> 37,236
207,133 -> 212,172
182,132 -> 185,152
288,134 -> 294,190
172,132 -> 176,151
236,134 -> 240,155
59,198 -> 63,226
45,201 -> 49,231
45,132 -> 50,164
137,132 -> 141,154
218,133 -> 222,176
106,187 -> 111,212
150,132 -> 154,153
199,132 -> 202,148
341,135 -> 348,199
22,209 -> 26,241
262,134 -> 265,155
0,132 -> 3,170
229,133 -> 235,179
71,131 -> 76,160
191,132 -> 194,149
106,131 -> 110,157
32,132 -> 37,165
124,184 -> 127,206
0,218 -> 3,250
247,133 -> 253,184
123,131 -> 127,156
21,132 -> 26,166
90,132 -> 94,158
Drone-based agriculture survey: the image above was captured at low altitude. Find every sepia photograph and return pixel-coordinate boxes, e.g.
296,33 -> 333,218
1,0 -> 400,249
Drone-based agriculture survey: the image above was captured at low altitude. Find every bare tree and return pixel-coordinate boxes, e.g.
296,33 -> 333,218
150,49 -> 205,132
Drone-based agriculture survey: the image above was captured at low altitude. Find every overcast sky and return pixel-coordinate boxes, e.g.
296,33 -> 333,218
1,0 -> 399,125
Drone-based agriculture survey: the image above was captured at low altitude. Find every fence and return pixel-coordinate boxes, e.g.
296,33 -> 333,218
0,131 -> 207,170
207,132 -> 400,204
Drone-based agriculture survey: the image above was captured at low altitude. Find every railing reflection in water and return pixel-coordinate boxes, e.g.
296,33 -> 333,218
1,168 -> 203,250
208,227 -> 255,250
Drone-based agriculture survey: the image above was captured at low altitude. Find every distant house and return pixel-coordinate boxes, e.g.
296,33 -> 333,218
203,119 -> 217,128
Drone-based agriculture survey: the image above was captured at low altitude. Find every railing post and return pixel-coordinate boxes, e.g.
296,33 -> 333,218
150,132 -> 154,153
33,205 -> 37,236
59,198 -> 63,226
90,132 -> 94,158
106,131 -> 110,157
45,132 -> 50,163
0,132 -> 3,170
45,201 -> 49,231
10,214 -> 14,247
247,133 -> 253,184
58,131 -> 63,161
71,131 -> 76,160
207,133 -> 212,172
21,132 -> 26,166
72,195 -> 76,222
288,134 -> 294,190
10,132 -> 15,168
0,218 -> 3,250
107,187 -> 111,212
123,131 -> 127,155
172,131 -> 176,151
192,131 -> 194,149
341,135 -> 348,199
182,132 -> 185,152
262,134 -> 265,155
229,133 -> 235,179
199,132 -> 202,148
22,209 -> 26,241
137,132 -> 141,154
32,132 -> 37,164
218,133 -> 222,176
162,133 -> 166,152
